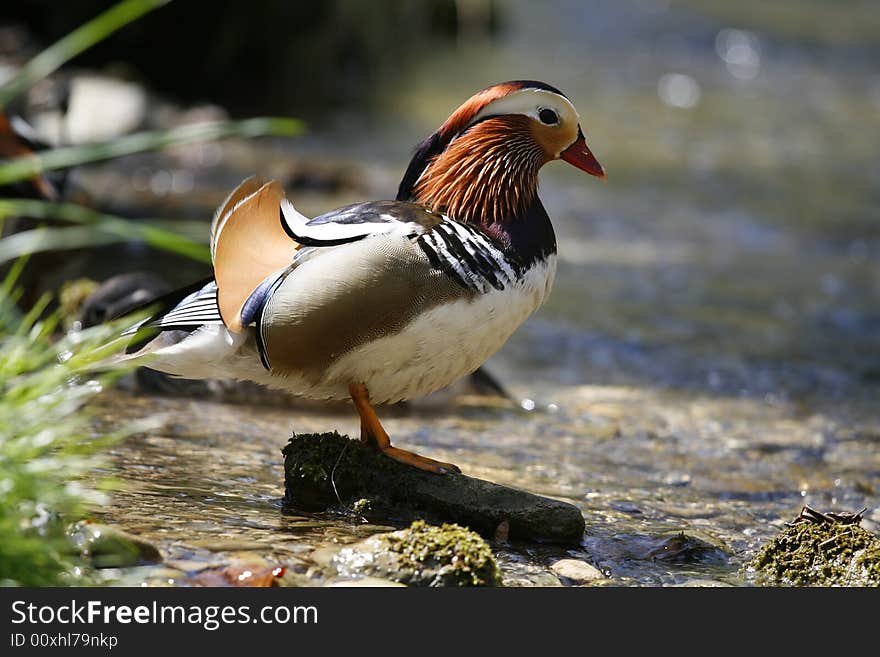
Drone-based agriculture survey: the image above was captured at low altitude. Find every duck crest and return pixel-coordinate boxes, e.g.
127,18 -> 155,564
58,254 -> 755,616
397,81 -> 524,204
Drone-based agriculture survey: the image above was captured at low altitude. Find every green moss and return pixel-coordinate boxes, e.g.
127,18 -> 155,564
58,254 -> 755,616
384,520 -> 500,587
350,498 -> 372,516
58,278 -> 99,325
851,545 -> 880,584
749,522 -> 880,587
296,463 -> 329,484
282,431 -> 425,513
284,432 -> 380,486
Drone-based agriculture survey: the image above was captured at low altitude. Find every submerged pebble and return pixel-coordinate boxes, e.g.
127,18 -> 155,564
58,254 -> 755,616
325,577 -> 405,587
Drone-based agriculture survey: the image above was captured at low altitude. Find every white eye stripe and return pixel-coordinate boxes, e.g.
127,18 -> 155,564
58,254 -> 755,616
471,88 -> 579,127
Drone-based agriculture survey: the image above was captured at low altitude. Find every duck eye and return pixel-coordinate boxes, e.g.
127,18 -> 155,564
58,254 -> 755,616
538,108 -> 559,125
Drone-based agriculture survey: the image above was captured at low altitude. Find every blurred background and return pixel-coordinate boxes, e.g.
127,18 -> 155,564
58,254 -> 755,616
1,0 -> 878,586
3,0 -> 877,396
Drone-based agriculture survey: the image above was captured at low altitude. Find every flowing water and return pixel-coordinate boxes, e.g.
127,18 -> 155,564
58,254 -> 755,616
74,0 -> 878,585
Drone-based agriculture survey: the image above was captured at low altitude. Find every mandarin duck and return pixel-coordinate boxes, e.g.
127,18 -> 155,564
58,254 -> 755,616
123,80 -> 605,474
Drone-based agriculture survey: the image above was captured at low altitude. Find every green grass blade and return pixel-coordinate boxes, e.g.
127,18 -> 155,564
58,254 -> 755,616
0,226 -> 121,264
0,256 -> 28,296
0,118 -> 304,186
0,0 -> 172,107
15,292 -> 52,337
0,199 -> 212,264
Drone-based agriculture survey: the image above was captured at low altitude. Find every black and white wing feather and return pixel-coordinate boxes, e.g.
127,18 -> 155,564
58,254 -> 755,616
283,198 -> 517,293
121,279 -> 224,338
154,282 -> 224,329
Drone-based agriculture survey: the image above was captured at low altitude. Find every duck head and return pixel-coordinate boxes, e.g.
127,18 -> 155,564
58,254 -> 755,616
398,80 -> 604,226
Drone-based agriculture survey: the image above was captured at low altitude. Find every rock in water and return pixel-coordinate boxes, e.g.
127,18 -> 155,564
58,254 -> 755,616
68,521 -> 162,568
644,531 -> 729,565
332,521 -> 500,587
282,432 -> 585,544
747,506 -> 880,586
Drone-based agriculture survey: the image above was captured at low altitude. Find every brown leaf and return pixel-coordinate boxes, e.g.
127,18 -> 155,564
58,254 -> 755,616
193,564 -> 286,587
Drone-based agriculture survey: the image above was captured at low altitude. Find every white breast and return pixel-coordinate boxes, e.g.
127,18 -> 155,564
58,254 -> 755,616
316,255 -> 557,403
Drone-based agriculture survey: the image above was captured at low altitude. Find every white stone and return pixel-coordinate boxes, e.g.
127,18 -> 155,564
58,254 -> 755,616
32,75 -> 147,145
550,558 -> 604,584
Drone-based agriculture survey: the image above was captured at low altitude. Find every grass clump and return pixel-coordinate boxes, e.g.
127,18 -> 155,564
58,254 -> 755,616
0,263 -> 152,586
0,0 -> 305,587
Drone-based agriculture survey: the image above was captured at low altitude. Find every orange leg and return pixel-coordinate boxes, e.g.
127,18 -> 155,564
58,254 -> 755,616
349,383 -> 460,475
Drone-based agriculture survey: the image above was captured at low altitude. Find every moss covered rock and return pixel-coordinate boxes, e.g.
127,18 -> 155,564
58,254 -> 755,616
58,278 -> 99,327
332,520 -> 501,587
282,432 -> 585,544
747,508 -> 880,586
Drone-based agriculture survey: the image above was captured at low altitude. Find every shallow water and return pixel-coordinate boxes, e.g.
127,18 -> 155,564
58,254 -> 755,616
77,0 -> 878,586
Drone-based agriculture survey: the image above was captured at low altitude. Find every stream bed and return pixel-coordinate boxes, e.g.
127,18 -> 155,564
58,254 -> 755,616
63,0 -> 880,586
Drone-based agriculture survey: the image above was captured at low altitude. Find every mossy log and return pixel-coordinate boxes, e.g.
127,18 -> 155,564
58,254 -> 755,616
282,432 -> 585,544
